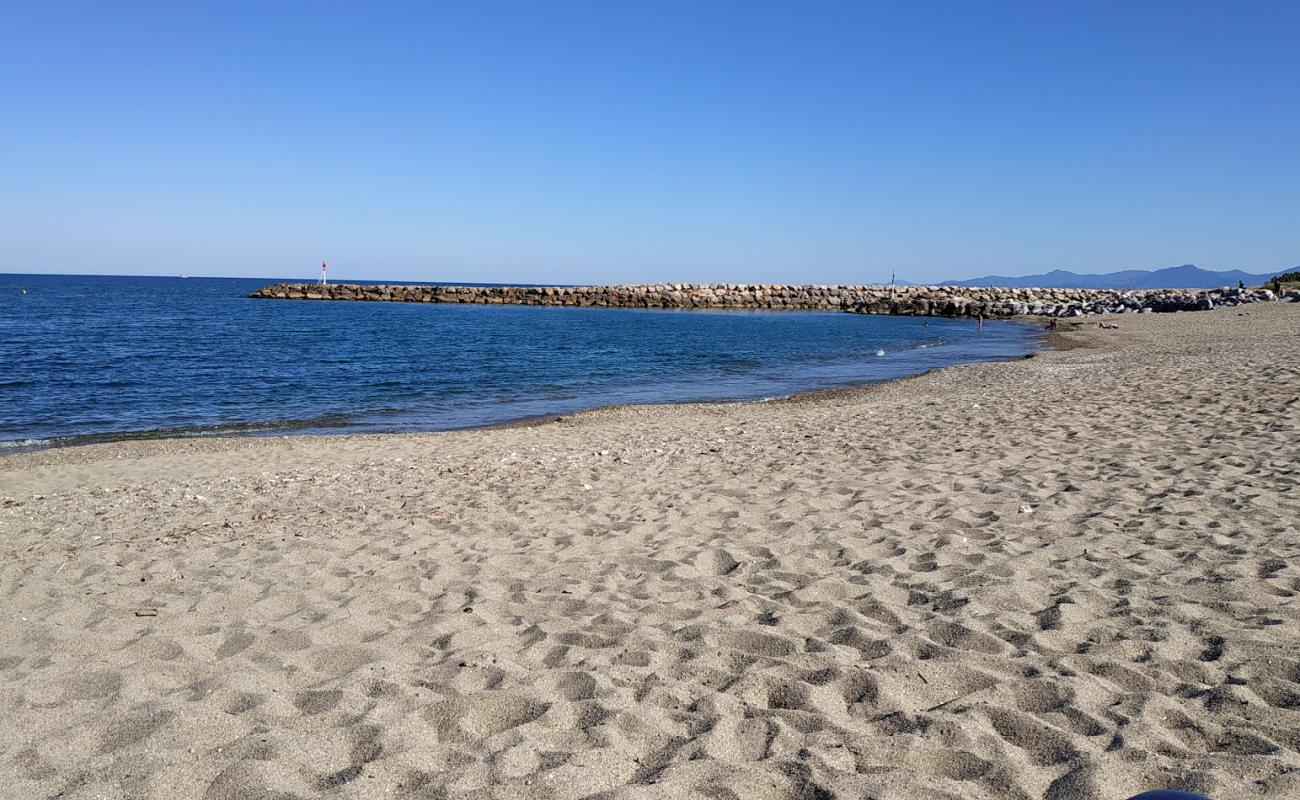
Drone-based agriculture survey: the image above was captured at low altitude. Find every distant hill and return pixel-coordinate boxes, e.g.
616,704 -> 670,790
938,264 -> 1287,289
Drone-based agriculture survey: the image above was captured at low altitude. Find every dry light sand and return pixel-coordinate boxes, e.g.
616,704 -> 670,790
2,302 -> 1299,800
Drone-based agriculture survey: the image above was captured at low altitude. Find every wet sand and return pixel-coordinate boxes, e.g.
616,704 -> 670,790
2,302 -> 1298,799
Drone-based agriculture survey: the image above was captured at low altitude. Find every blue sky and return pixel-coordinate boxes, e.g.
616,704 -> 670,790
2,1 -> 1297,284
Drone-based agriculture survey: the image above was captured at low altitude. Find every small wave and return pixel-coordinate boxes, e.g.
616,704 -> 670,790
0,437 -> 52,451
1,413 -> 368,453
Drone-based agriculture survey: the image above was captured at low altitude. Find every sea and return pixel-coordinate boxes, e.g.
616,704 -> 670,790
0,274 -> 1042,451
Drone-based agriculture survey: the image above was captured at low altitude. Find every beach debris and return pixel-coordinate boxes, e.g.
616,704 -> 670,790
581,483 -> 593,491
135,608 -> 158,617
1019,504 -> 1035,515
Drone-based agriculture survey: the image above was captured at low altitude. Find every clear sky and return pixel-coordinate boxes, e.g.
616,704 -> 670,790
2,1 -> 1297,284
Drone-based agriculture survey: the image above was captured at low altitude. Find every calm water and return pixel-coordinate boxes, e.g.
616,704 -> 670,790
0,274 -> 1041,450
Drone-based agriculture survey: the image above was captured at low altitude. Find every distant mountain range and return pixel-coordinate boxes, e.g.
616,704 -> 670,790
938,264 -> 1288,289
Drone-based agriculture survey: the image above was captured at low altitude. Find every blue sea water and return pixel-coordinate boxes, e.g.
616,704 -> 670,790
0,274 -> 1041,450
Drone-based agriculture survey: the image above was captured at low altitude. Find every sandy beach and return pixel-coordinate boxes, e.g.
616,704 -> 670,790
2,302 -> 1298,800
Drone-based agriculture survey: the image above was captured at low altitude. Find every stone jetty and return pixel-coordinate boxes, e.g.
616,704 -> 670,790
250,282 -> 1287,319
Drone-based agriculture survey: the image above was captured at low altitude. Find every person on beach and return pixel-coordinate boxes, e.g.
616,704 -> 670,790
977,312 -> 984,330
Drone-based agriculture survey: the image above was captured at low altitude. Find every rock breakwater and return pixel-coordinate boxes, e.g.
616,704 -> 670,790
250,282 -> 1285,318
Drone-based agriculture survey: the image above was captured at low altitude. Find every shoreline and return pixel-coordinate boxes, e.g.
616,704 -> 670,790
1,316 -> 1046,459
0,313 -> 1108,467
3,303 -> 1297,799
